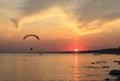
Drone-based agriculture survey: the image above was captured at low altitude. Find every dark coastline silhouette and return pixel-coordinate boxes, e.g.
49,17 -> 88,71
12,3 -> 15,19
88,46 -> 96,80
0,47 -> 120,54
49,47 -> 120,54
79,47 -> 120,54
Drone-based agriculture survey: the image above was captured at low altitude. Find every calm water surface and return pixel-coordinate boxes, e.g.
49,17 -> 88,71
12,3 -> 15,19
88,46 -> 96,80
0,53 -> 120,81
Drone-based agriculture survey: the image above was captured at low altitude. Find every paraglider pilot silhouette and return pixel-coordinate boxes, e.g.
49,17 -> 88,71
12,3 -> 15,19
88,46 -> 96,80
23,34 -> 39,52
30,47 -> 33,51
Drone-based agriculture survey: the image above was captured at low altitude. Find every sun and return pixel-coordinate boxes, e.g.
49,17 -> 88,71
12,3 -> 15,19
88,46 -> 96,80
74,48 -> 78,52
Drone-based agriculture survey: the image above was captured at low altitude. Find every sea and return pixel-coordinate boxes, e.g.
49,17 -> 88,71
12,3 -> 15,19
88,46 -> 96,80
0,53 -> 120,81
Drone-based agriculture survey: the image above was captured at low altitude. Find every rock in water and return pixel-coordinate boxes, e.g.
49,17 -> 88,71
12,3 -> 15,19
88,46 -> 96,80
104,78 -> 110,81
102,66 -> 110,68
109,70 -> 120,75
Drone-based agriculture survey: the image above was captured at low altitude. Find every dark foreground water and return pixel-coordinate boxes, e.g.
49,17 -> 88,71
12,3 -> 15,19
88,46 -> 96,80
0,53 -> 120,81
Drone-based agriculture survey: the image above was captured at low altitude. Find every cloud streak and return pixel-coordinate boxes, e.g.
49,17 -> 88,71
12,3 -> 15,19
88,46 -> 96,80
20,0 -> 75,16
0,0 -> 24,27
5,0 -> 120,33
12,0 -> 75,27
60,0 -> 120,35
74,0 -> 120,25
10,18 -> 19,28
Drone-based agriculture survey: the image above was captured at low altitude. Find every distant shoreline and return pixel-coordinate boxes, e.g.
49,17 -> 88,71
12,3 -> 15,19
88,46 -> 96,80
0,48 -> 119,54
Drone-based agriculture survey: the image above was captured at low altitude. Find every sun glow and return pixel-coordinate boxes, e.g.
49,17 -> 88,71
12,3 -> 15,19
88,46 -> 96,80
74,48 -> 78,52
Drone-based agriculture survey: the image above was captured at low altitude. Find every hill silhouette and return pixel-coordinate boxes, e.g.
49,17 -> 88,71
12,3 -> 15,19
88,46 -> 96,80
79,48 -> 119,54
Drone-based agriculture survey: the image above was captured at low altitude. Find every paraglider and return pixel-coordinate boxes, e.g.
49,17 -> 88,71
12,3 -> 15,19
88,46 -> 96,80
23,34 -> 39,40
23,34 -> 39,52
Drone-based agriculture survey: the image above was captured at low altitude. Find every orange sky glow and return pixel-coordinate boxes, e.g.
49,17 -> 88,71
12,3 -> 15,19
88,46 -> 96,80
0,0 -> 120,52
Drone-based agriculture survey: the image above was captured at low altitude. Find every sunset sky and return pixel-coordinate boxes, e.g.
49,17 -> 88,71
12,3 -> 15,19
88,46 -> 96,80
0,0 -> 120,52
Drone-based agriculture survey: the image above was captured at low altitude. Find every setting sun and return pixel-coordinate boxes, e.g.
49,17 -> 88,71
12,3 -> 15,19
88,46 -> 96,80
74,48 -> 78,52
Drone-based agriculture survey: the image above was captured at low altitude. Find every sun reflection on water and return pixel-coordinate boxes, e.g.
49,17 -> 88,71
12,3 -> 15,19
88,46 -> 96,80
73,53 -> 80,81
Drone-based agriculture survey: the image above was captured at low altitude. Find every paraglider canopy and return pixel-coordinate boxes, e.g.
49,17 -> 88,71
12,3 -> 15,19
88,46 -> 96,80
23,34 -> 39,40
